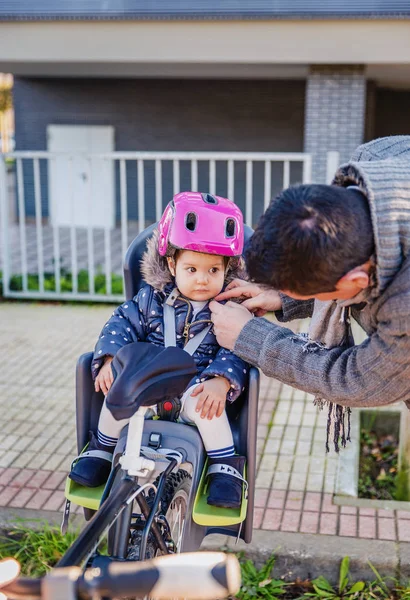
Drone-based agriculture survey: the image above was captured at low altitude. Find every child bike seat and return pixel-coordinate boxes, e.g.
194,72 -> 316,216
106,342 -> 197,420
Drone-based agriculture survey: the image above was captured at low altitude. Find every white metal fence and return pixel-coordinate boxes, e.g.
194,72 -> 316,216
0,151 -> 312,302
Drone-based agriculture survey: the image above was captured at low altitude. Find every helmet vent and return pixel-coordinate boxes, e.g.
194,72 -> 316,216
202,193 -> 218,205
225,218 -> 236,238
185,212 -> 197,231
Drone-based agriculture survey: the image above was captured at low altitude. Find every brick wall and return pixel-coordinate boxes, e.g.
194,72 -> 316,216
304,66 -> 366,183
13,77 -> 305,220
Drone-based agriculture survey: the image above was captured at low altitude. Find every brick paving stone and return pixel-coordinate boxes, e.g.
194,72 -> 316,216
322,493 -> 338,513
39,489 -> 66,511
262,508 -> 282,530
257,425 -> 269,439
309,457 -> 326,473
0,451 -> 20,468
9,469 -> 36,488
306,473 -> 324,492
43,471 -> 67,490
295,441 -> 311,455
254,488 -> 269,508
259,412 -> 272,426
281,510 -> 301,532
397,510 -> 410,519
280,440 -> 297,455
299,427 -> 314,441
378,518 -> 396,541
26,470 -> 53,489
253,508 -> 264,529
300,511 -> 319,534
287,411 -> 303,426
292,456 -> 309,473
359,507 -> 376,517
339,514 -> 357,537
256,471 -> 274,488
273,412 -> 290,426
341,505 -> 358,515
323,476 -> 336,494
289,472 -> 307,491
285,491 -> 304,511
272,471 -> 290,490
319,512 -> 338,535
8,487 -> 36,508
398,519 -> 410,542
259,454 -> 277,471
264,439 -> 281,453
268,489 -> 286,509
268,425 -> 284,439
0,468 -> 20,486
0,486 -> 19,506
377,509 -> 394,518
0,435 -> 19,451
304,492 -> 321,512
359,515 -> 376,538
276,456 -> 293,472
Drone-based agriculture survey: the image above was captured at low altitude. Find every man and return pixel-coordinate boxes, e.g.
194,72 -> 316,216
210,136 -> 410,420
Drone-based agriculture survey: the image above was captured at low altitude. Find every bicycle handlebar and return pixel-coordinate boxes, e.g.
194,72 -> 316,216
3,552 -> 241,600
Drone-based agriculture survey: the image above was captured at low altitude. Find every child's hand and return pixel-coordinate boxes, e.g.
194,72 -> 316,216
95,356 -> 114,395
191,377 -> 231,420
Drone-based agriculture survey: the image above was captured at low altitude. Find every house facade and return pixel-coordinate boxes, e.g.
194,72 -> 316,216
1,1 -> 410,224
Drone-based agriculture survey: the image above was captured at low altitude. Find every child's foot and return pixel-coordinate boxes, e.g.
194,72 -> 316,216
206,455 -> 246,509
68,432 -> 113,488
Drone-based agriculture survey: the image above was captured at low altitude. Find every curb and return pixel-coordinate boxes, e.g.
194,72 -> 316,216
201,530 -> 410,584
0,507 -> 83,531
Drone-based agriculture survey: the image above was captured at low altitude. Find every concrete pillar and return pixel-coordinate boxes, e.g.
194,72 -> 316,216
304,65 -> 366,183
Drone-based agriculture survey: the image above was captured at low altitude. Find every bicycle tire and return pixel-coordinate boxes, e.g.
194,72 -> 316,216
127,470 -> 192,560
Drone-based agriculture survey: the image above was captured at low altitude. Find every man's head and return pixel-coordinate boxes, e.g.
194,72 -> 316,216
245,184 -> 375,301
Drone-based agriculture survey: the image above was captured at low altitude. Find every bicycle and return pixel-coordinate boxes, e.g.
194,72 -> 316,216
3,551 -> 241,599
61,222 -> 259,566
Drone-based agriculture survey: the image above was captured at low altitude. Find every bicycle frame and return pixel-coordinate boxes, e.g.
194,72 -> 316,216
58,407 -> 180,568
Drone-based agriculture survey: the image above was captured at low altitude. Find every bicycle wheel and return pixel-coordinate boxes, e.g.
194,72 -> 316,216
127,469 -> 192,560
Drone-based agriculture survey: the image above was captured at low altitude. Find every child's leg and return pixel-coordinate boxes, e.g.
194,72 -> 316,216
180,385 -> 246,509
180,386 -> 235,459
97,400 -> 130,450
69,399 -> 129,488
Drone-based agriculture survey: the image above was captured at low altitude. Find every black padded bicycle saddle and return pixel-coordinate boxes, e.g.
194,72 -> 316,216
106,342 -> 197,420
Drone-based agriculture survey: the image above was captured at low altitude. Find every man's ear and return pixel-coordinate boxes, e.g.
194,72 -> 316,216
167,257 -> 176,277
337,265 -> 370,291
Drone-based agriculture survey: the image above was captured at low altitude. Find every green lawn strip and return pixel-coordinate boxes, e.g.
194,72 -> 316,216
1,522 -> 410,598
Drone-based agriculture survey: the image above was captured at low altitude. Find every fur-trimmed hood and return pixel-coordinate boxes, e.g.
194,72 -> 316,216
140,229 -> 247,291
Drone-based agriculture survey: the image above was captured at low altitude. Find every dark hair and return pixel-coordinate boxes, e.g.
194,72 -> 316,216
245,184 -> 375,295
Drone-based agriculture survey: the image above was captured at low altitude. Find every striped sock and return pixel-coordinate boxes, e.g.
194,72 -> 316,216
97,430 -> 118,450
207,444 -> 235,459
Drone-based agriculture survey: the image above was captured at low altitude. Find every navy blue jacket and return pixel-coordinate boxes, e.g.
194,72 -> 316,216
92,282 -> 249,402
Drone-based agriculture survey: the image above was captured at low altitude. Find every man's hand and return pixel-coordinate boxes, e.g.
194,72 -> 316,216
191,377 -> 230,420
95,356 -> 114,395
209,301 -> 253,350
215,278 -> 282,316
0,558 -> 20,600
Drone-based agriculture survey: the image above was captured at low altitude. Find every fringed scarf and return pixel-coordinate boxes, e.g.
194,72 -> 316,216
301,287 -> 371,452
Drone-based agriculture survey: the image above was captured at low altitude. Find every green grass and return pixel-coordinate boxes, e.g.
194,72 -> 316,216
0,268 -> 124,298
1,523 -> 410,598
0,520 -> 78,577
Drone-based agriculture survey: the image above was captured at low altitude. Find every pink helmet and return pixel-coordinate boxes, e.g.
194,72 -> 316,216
157,191 -> 244,257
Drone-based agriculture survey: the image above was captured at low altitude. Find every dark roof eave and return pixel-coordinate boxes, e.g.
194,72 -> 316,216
1,13 -> 410,21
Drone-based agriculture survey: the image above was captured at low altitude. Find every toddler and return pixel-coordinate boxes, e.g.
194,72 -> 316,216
69,191 -> 249,509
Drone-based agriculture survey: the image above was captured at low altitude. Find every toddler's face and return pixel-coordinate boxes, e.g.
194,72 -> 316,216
167,250 -> 225,301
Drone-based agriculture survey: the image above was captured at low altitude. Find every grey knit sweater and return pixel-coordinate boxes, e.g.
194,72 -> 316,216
235,136 -> 410,408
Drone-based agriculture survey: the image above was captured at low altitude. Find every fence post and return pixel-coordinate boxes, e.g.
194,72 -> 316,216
326,151 -> 340,184
0,155 -> 10,297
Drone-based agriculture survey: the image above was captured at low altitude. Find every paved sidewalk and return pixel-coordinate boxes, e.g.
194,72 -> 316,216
1,302 -> 410,581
